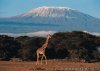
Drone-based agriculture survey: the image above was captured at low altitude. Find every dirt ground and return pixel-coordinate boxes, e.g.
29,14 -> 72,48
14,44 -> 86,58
0,60 -> 100,71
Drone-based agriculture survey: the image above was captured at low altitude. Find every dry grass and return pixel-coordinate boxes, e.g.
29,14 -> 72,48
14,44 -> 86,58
0,59 -> 100,71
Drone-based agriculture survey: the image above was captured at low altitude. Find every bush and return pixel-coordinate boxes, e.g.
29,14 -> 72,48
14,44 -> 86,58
0,35 -> 21,60
0,31 -> 100,62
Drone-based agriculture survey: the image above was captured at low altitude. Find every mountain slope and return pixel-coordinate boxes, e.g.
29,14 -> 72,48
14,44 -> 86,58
0,6 -> 100,33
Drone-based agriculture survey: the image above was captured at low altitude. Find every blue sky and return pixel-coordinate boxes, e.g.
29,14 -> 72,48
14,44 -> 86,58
0,0 -> 100,18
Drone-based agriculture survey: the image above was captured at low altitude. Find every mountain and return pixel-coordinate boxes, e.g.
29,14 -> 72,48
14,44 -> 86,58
0,6 -> 100,33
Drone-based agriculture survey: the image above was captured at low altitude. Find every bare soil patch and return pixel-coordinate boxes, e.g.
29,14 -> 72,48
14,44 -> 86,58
0,60 -> 100,71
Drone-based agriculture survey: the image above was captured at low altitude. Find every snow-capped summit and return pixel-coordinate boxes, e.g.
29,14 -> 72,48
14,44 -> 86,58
21,6 -> 74,17
36,6 -> 72,9
30,6 -> 72,11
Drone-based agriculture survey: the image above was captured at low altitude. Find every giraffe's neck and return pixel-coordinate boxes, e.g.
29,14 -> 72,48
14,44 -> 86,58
42,37 -> 50,48
45,37 -> 49,44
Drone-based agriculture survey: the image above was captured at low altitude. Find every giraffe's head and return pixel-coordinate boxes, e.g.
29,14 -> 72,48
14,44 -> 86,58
47,34 -> 52,39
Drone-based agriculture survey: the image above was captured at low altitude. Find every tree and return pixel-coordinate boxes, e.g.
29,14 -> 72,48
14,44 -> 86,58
0,35 -> 21,60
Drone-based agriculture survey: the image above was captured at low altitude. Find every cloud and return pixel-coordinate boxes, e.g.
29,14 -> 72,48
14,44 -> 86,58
0,31 -> 56,37
26,31 -> 56,37
0,31 -> 100,37
89,32 -> 100,36
83,31 -> 100,36
97,47 -> 100,52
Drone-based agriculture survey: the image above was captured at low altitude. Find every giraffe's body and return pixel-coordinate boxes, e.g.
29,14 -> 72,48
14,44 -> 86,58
36,34 -> 52,65
37,43 -> 48,54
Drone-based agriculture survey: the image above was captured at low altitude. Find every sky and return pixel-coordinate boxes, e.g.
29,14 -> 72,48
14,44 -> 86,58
0,0 -> 100,18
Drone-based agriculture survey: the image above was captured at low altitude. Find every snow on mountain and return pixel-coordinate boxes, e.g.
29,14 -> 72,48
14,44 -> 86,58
21,6 -> 73,17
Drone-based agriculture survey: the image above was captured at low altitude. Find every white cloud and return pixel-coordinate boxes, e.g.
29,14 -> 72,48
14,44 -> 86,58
0,31 -> 100,37
0,31 -> 56,37
26,31 -> 56,37
97,46 -> 100,52
83,31 -> 100,36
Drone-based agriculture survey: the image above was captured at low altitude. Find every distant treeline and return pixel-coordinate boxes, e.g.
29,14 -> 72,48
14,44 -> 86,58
0,31 -> 100,62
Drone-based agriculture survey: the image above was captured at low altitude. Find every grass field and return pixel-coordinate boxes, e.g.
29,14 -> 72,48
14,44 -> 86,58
0,60 -> 100,71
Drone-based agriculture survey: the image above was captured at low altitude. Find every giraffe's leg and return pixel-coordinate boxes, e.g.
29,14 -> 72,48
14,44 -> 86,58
44,54 -> 47,65
36,53 -> 39,65
41,55 -> 44,65
36,57 -> 38,65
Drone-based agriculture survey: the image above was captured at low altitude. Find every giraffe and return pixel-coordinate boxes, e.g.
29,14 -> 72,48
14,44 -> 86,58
36,34 -> 52,65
